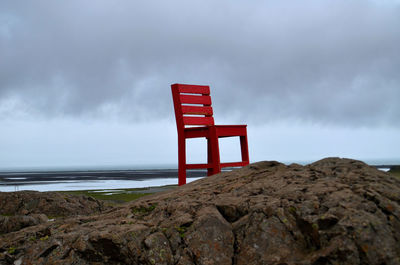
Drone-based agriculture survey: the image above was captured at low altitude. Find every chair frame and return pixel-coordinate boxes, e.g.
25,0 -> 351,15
171,83 -> 249,185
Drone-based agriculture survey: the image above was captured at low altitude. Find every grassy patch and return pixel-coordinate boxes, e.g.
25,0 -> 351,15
389,166 -> 400,178
60,185 -> 177,204
61,189 -> 151,203
389,166 -> 400,179
389,171 -> 400,179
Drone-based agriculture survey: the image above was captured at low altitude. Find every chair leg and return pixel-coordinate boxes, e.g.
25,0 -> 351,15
178,135 -> 186,186
207,138 -> 213,176
240,135 -> 249,165
209,127 -> 221,175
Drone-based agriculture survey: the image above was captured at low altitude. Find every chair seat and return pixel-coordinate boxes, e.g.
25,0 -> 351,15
215,125 -> 247,137
185,125 -> 247,138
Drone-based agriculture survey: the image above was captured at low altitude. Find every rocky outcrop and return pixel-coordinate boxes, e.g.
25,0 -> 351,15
0,191 -> 108,234
1,158 -> 399,264
0,191 -> 107,217
0,214 -> 48,234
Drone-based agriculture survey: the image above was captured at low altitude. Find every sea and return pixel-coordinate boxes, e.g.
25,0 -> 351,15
0,160 -> 396,192
0,167 -> 206,192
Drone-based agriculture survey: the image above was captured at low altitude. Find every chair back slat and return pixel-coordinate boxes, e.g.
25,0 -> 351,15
181,106 -> 213,116
172,83 -> 215,128
178,84 -> 210,94
183,117 -> 214,126
180,95 -> 212,105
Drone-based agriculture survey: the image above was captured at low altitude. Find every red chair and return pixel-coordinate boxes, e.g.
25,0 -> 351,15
171,83 -> 249,185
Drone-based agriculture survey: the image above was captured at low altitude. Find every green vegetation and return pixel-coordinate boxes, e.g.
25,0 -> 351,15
62,190 -> 149,203
389,167 -> 400,179
0,213 -> 13,217
175,226 -> 187,238
132,204 -> 157,214
288,206 -> 297,214
59,185 -> 177,204
40,235 -> 49,241
60,190 -> 147,203
7,247 -> 16,254
390,172 -> 400,178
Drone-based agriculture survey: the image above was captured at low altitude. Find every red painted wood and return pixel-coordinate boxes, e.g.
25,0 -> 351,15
240,135 -> 249,163
185,128 -> 209,139
183,116 -> 214,126
207,138 -> 213,176
182,106 -> 213,115
180,95 -> 212,105
171,84 -> 184,131
176,84 -> 210,94
209,125 -> 221,175
215,125 -> 247,137
186,163 -> 213,169
171,83 -> 250,186
178,135 -> 186,186
220,161 -> 248,167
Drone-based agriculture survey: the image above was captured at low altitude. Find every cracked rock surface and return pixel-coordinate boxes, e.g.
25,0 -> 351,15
1,158 -> 399,264
0,191 -> 108,234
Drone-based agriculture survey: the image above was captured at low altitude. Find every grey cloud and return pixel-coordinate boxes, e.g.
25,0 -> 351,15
0,0 -> 399,126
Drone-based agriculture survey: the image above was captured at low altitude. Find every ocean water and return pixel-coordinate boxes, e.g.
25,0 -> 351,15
0,168 -> 206,192
0,178 -> 203,192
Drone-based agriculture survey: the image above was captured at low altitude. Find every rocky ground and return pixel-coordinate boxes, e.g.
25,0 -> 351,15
0,191 -> 109,234
0,158 -> 399,265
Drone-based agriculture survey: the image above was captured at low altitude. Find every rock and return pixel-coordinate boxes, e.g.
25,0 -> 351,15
185,207 -> 234,265
0,157 -> 399,265
0,214 -> 48,234
0,191 -> 109,233
0,191 -> 108,217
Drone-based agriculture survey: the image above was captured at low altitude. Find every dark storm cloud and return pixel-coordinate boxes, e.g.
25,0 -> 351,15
1,0 -> 399,126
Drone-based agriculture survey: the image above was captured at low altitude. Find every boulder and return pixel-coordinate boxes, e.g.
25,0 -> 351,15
0,191 -> 109,234
0,191 -> 107,217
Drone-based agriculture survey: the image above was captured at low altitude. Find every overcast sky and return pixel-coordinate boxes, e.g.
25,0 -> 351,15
1,0 -> 399,169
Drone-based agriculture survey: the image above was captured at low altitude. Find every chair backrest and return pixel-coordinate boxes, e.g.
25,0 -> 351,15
171,83 -> 215,130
